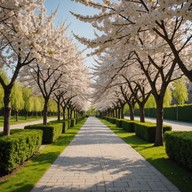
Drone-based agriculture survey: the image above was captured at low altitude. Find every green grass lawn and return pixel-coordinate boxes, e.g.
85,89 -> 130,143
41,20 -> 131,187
0,116 -> 55,127
101,119 -> 192,192
0,119 -> 86,192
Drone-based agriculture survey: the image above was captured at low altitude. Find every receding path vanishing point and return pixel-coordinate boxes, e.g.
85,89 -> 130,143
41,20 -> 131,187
31,117 -> 180,192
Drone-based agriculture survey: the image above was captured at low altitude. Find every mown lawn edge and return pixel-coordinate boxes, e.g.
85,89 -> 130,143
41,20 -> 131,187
100,118 -> 192,192
0,118 -> 87,192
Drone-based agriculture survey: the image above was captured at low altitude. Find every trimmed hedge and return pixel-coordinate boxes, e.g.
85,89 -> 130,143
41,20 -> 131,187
165,131 -> 192,170
177,105 -> 192,122
135,104 -> 192,122
121,120 -> 135,132
134,122 -> 172,142
0,129 -> 42,174
25,123 -> 62,144
49,120 -> 68,133
115,119 -> 123,128
106,117 -> 117,124
163,107 -> 177,120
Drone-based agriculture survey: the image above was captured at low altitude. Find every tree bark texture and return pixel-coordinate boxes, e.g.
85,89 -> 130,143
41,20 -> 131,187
139,104 -> 145,122
43,99 -> 49,125
154,101 -> 164,146
57,101 -> 61,121
3,88 -> 12,136
62,106 -> 66,120
128,103 -> 134,121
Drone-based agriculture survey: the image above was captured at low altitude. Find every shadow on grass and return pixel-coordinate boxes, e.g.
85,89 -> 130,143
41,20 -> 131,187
0,181 -> 34,192
0,119 -> 87,192
100,118 -> 192,192
147,157 -> 192,192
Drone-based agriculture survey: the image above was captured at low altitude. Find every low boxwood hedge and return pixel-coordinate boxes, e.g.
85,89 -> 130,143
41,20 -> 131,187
134,122 -> 172,142
25,123 -> 62,144
165,131 -> 192,170
0,129 -> 42,174
105,117 -> 117,124
48,120 -> 69,133
121,120 -> 135,132
116,119 -> 123,128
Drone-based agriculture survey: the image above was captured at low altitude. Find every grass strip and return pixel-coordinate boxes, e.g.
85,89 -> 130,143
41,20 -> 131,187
101,119 -> 192,192
0,118 -> 86,192
0,116 -> 46,126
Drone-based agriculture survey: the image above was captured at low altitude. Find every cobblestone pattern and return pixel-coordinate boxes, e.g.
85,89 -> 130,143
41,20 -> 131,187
31,117 -> 180,192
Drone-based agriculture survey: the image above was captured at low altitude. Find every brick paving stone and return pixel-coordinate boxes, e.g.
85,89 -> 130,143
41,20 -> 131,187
31,117 -> 180,192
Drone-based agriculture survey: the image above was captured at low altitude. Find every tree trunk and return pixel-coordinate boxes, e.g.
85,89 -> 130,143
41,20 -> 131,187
3,88 -> 12,136
114,108 -> 117,118
121,105 -> 125,119
25,111 -> 28,120
154,101 -> 164,146
74,110 -> 76,118
57,101 -> 61,121
15,111 -> 18,122
117,108 -> 120,119
62,106 -> 66,120
109,110 -> 111,117
128,103 -> 134,121
112,110 -> 114,117
43,98 -> 49,125
70,109 -> 73,119
67,108 -> 70,119
139,104 -> 145,122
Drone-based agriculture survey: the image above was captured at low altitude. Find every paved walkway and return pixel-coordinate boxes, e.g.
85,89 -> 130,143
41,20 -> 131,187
31,117 -> 180,192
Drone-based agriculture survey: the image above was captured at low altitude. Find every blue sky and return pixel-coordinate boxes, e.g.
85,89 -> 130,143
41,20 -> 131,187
44,0 -> 100,68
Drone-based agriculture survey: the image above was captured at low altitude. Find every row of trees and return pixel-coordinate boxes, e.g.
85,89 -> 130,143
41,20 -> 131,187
72,0 -> 192,146
0,74 -> 58,121
0,0 -> 90,135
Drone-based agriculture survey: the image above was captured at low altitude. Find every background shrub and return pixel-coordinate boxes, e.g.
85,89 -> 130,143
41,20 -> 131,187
165,131 -> 192,170
178,105 -> 192,122
0,129 -> 42,174
135,104 -> 192,122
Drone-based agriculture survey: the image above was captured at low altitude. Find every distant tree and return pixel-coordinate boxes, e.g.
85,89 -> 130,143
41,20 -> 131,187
163,88 -> 172,107
31,96 -> 43,118
124,104 -> 129,115
145,95 -> 156,108
86,106 -> 96,116
22,88 -> 33,119
0,70 -> 9,110
173,78 -> 188,105
48,99 -> 57,115
11,83 -> 24,121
